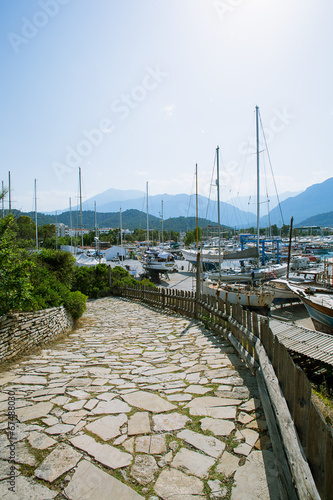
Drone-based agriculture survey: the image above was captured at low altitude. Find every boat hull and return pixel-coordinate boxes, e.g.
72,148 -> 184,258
203,283 -> 274,312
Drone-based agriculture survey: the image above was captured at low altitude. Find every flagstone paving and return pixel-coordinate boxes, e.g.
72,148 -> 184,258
0,297 -> 280,499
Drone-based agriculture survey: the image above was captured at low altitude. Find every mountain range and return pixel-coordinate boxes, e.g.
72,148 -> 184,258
45,176 -> 333,229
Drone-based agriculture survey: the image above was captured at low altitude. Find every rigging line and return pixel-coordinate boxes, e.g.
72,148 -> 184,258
205,149 -> 217,222
259,111 -> 285,226
235,110 -> 256,196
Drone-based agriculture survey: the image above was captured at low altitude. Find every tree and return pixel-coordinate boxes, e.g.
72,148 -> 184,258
0,215 -> 34,315
16,215 -> 36,241
184,228 -> 202,247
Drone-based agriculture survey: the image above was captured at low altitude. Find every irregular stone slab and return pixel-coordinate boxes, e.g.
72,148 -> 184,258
50,396 -> 70,406
4,442 -> 37,466
0,475 -> 57,499
67,390 -> 90,399
63,400 -> 87,411
121,391 -> 176,413
191,405 -> 237,420
16,402 -> 53,422
123,436 -> 135,453
62,410 -> 88,426
28,431 -> 57,450
34,443 -> 82,482
171,447 -> 215,478
235,428 -> 260,449
13,375 -> 47,385
154,468 -> 204,500
130,455 -> 158,485
42,416 -> 59,426
153,412 -> 190,432
70,434 -> 132,469
185,396 -> 242,412
177,429 -> 225,458
208,479 -> 228,498
64,459 -> 144,499
184,385 -> 211,395
0,459 -> 12,480
239,398 -> 260,412
66,378 -> 91,387
92,399 -> 131,415
128,412 -> 150,435
232,450 -> 279,500
166,393 -> 192,402
200,417 -> 235,436
96,392 -> 118,401
85,414 -> 127,440
84,398 -> 99,410
45,423 -> 74,435
135,434 -> 167,454
216,451 -> 240,476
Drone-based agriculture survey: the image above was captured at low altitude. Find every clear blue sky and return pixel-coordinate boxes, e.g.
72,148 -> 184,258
1,0 -> 332,213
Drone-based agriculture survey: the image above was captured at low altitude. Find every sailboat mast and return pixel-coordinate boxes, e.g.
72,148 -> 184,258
8,171 -> 11,213
146,181 -> 149,248
2,181 -> 4,218
196,164 -> 199,249
120,207 -> 123,256
34,179 -> 38,251
161,200 -> 164,245
79,167 -> 83,251
69,197 -> 73,249
216,146 -> 221,281
256,105 -> 260,250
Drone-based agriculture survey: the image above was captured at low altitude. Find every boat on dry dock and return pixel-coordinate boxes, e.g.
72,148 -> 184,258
203,281 -> 274,313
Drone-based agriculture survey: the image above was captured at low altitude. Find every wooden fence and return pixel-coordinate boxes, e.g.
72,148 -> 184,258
121,283 -> 333,500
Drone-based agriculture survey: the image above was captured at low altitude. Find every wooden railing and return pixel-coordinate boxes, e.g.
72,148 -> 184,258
120,283 -> 333,500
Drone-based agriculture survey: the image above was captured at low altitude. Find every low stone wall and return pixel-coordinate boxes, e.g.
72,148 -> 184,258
0,306 -> 74,363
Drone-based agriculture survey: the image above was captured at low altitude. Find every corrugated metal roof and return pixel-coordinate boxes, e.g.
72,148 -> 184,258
269,318 -> 333,366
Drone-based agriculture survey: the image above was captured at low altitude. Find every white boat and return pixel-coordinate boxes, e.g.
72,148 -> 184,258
286,282 -> 333,334
203,281 -> 274,312
142,250 -> 177,275
263,278 -> 299,304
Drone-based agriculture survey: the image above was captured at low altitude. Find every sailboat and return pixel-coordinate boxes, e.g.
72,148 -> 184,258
141,182 -> 177,280
202,142 -> 275,312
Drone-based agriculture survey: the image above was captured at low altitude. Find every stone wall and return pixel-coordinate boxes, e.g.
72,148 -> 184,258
0,306 -> 74,363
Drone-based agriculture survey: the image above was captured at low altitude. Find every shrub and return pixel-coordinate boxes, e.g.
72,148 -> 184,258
63,290 -> 87,320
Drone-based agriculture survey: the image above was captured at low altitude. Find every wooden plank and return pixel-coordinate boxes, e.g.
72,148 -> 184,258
256,368 -> 298,500
307,400 -> 327,498
284,353 -> 296,417
325,425 -> 333,500
293,365 -> 311,454
255,340 -> 321,499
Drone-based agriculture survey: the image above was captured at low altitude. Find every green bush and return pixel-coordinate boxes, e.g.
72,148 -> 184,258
35,249 -> 76,286
63,290 -> 87,320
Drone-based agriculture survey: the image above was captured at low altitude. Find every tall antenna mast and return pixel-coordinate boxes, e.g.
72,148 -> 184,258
34,179 -> 38,251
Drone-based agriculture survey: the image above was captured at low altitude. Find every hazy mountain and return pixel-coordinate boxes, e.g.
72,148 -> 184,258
261,177 -> 333,226
56,190 -> 257,229
227,191 -> 302,215
297,211 -> 333,228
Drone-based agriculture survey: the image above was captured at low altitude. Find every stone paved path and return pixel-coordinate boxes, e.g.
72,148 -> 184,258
0,297 -> 280,499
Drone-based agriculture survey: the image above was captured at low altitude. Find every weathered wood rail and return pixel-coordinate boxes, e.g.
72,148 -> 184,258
121,284 -> 333,500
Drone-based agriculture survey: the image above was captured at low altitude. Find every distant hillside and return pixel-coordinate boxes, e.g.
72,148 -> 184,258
11,209 -> 230,233
261,177 -> 333,225
297,211 -> 333,227
56,189 -> 256,228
